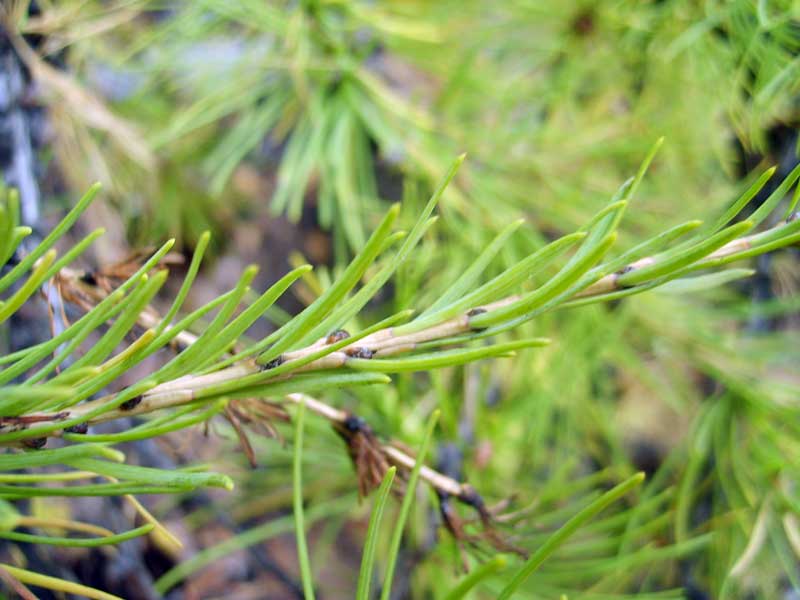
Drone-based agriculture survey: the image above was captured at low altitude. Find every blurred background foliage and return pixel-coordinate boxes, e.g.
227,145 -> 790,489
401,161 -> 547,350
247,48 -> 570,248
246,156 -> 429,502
2,0 -> 800,598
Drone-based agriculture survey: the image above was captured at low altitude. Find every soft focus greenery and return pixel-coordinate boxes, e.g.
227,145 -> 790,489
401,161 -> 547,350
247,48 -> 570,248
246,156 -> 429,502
1,1 -> 799,598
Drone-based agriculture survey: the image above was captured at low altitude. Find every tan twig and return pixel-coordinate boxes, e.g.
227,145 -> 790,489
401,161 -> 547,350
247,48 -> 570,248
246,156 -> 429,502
5,218 -> 794,440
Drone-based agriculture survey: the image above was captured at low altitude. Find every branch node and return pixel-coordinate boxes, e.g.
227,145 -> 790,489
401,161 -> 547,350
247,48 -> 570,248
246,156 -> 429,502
345,347 -> 374,359
120,396 -> 142,411
64,422 -> 89,434
343,414 -> 368,432
326,329 -> 350,344
21,437 -> 47,449
260,355 -> 285,370
333,411 -> 390,497
613,264 -> 637,289
466,307 -> 488,331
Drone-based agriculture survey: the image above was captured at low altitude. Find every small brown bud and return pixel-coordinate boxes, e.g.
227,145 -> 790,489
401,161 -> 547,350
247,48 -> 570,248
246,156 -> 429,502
22,437 -> 47,449
120,396 -> 142,411
345,347 -> 374,359
65,422 -> 89,434
326,329 -> 350,344
260,355 -> 285,370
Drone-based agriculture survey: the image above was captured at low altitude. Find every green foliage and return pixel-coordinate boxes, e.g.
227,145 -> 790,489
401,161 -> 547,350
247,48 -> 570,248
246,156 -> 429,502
2,150 -> 799,595
2,1 -> 800,598
381,409 -> 440,600
497,472 -> 646,600
356,466 -> 396,600
293,396 -> 316,600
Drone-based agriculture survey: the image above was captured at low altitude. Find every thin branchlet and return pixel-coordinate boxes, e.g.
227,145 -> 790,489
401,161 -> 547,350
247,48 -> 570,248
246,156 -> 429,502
4,220 -> 795,442
321,400 -> 520,553
3,205 -> 795,567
